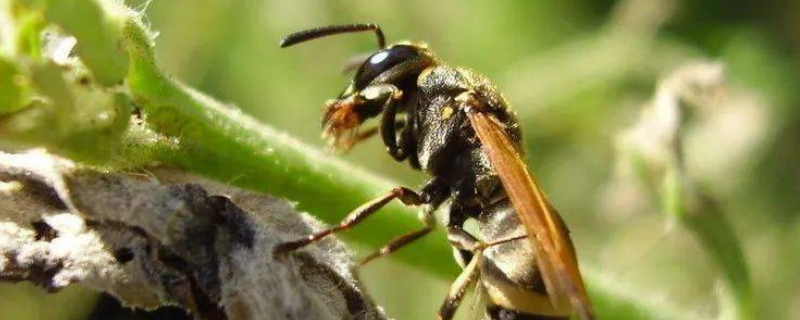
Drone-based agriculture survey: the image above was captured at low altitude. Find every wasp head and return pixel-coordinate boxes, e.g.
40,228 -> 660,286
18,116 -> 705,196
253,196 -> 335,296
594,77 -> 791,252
281,24 -> 432,151
320,44 -> 427,149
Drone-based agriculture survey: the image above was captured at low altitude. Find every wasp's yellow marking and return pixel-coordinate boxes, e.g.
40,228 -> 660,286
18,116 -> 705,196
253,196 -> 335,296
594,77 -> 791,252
361,86 -> 381,100
442,106 -> 454,119
454,91 -> 471,103
483,278 -> 570,317
417,66 -> 436,87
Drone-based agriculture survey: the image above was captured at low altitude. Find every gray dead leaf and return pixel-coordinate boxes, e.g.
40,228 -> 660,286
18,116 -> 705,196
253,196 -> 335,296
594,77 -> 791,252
0,150 -> 387,320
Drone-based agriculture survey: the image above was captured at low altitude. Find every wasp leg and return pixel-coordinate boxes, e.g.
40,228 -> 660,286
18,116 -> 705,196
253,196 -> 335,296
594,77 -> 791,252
335,126 -> 378,153
377,85 -> 408,160
273,187 -> 425,255
338,119 -> 406,153
358,223 -> 432,266
355,83 -> 408,160
447,227 -> 481,251
445,196 -> 482,267
370,57 -> 435,160
358,207 -> 435,266
439,245 -> 483,320
357,178 -> 448,265
440,226 -> 518,320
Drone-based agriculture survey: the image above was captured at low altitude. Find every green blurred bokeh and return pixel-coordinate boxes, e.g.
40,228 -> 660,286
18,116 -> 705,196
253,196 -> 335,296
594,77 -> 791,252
2,0 -> 800,319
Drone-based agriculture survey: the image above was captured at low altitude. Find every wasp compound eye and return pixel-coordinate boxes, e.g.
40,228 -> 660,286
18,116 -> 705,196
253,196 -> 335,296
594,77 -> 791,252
354,45 -> 421,89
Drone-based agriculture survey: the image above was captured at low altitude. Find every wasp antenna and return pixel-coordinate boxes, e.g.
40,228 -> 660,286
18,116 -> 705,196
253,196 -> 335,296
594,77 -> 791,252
280,23 -> 386,49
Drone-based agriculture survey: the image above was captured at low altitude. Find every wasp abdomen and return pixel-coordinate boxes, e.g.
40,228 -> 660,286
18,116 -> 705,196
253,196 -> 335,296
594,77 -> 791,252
479,199 -> 571,319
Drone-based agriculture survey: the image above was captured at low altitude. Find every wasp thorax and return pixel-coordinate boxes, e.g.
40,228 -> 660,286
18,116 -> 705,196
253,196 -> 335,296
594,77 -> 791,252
354,44 -> 421,89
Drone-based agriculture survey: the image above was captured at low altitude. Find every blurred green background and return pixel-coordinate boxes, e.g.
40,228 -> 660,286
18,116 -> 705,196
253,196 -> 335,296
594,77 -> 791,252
2,0 -> 799,319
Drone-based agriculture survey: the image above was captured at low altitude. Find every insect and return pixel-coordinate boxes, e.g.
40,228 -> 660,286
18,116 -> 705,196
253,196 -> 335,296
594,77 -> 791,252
275,23 -> 594,320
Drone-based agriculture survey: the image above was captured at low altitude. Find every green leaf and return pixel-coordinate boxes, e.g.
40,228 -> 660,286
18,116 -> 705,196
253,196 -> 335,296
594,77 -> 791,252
0,56 -> 31,114
20,0 -> 129,85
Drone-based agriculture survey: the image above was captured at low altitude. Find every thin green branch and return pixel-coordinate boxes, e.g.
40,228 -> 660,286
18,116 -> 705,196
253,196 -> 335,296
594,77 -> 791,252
619,62 -> 754,320
662,164 -> 754,320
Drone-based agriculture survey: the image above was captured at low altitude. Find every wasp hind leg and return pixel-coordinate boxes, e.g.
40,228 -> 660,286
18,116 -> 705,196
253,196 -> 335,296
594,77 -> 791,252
439,226 -> 529,320
439,227 -> 485,320
439,252 -> 481,320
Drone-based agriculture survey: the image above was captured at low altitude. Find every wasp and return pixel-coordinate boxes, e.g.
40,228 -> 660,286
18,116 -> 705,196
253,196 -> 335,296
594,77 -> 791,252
275,23 -> 594,320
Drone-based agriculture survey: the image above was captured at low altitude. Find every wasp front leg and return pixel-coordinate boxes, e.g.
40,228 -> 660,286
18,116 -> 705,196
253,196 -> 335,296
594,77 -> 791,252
273,186 -> 425,255
358,207 -> 434,266
274,179 -> 448,259
358,178 -> 449,266
335,119 -> 406,153
361,84 -> 407,161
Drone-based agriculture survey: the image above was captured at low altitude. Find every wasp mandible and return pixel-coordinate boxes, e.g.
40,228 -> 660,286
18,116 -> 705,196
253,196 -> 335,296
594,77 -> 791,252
275,23 -> 594,320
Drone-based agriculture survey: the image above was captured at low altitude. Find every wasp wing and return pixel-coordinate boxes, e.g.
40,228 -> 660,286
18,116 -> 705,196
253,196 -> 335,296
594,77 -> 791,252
466,110 -> 594,320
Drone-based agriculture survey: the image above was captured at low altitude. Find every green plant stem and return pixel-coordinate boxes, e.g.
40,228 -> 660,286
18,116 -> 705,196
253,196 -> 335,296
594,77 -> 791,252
682,203 -> 754,320
663,166 -> 754,320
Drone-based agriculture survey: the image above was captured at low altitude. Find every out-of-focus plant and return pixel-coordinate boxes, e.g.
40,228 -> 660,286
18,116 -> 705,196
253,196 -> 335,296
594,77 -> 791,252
610,61 -> 755,320
503,0 -> 692,120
